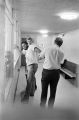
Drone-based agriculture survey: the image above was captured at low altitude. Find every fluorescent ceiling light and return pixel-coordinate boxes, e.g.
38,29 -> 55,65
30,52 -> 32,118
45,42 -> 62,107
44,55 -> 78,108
42,34 -> 48,37
39,29 -> 49,34
57,12 -> 79,20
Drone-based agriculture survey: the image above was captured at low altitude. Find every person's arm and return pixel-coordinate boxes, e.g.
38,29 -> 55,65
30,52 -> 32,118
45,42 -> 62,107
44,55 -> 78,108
34,47 -> 41,53
60,52 -> 64,63
34,46 -> 41,61
61,59 -> 67,68
38,49 -> 45,60
59,52 -> 65,68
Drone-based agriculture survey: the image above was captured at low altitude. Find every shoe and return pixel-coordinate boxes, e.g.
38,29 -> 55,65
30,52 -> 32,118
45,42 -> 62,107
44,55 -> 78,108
20,90 -> 26,98
21,95 -> 29,103
30,93 -> 34,97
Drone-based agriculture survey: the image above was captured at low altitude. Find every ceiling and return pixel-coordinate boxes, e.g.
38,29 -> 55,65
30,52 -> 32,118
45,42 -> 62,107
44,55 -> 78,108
13,0 -> 79,34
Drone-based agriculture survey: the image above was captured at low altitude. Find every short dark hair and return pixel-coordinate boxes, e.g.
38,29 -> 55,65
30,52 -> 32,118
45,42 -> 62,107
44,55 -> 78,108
21,41 -> 27,45
21,41 -> 28,49
28,37 -> 32,41
27,37 -> 34,43
54,37 -> 63,47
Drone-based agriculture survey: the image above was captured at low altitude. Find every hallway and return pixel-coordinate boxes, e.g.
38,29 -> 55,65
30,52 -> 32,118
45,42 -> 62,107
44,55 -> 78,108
15,63 -> 79,110
1,63 -> 79,120
0,0 -> 79,120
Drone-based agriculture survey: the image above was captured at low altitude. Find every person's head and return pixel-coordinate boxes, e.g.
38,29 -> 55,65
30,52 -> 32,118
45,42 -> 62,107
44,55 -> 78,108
54,37 -> 63,47
21,42 -> 27,50
27,37 -> 33,46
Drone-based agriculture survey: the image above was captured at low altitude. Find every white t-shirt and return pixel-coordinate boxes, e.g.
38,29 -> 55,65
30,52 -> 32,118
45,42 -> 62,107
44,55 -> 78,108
39,45 -> 64,70
25,44 -> 38,66
22,49 -> 26,55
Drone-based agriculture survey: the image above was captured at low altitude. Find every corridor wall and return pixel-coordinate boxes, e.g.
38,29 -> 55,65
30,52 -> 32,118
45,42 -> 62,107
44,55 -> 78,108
21,33 -> 56,50
22,30 -> 79,87
62,30 -> 79,86
4,0 -> 21,102
4,0 -> 14,102
22,30 -> 79,64
0,0 -> 21,103
63,30 -> 79,64
0,0 -> 5,102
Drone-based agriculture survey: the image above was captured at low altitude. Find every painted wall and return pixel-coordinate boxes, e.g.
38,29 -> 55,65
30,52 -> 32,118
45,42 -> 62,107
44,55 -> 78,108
4,0 -> 14,102
21,33 -> 56,50
36,34 -> 56,50
0,0 -> 21,102
4,0 -> 21,102
63,30 -> 79,65
0,0 -> 5,102
22,30 -> 79,65
22,30 -> 79,87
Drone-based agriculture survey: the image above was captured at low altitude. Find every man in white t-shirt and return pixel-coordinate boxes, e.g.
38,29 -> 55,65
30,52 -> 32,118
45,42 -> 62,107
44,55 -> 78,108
39,37 -> 64,107
21,37 -> 41,102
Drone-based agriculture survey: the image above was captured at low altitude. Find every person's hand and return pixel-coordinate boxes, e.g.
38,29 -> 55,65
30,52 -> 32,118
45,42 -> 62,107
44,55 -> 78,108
61,63 -> 64,68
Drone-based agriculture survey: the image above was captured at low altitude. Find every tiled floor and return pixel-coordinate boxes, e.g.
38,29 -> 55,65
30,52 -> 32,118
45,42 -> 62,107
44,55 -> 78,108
15,63 -> 79,110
